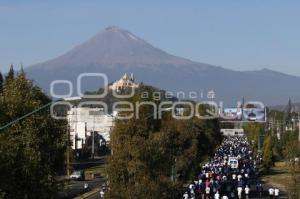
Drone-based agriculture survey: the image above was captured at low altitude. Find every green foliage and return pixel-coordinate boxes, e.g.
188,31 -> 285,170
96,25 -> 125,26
288,161 -> 300,199
5,65 -> 14,83
284,99 -> 293,125
0,190 -> 5,199
106,86 -> 222,199
281,131 -> 300,159
244,123 -> 264,152
271,130 -> 300,160
0,69 -> 68,199
268,110 -> 285,121
0,71 -> 3,93
262,135 -> 274,171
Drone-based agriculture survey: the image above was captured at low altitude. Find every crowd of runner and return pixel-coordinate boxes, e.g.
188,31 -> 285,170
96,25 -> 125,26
182,135 -> 280,199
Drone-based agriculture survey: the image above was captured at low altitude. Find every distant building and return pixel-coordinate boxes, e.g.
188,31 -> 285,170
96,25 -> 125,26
108,73 -> 139,92
220,129 -> 244,136
67,107 -> 116,149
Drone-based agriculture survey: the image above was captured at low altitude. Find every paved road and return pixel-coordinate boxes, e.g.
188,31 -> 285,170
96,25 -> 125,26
86,191 -> 102,199
58,157 -> 107,199
79,141 -> 288,199
85,184 -> 287,199
58,177 -> 106,199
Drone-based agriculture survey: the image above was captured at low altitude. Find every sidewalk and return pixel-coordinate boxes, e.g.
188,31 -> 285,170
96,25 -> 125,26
73,188 -> 101,199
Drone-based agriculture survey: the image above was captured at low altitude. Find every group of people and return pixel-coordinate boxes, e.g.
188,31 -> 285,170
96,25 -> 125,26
182,135 -> 269,199
95,135 -> 281,199
99,183 -> 106,198
268,187 -> 280,199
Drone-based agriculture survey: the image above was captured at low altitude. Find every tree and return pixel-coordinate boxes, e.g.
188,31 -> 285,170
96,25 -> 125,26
284,99 -> 293,127
5,65 -> 14,83
244,123 -> 264,152
283,133 -> 300,199
0,71 -> 68,198
106,85 -> 222,199
262,135 -> 274,171
0,71 -> 3,93
106,86 -> 169,199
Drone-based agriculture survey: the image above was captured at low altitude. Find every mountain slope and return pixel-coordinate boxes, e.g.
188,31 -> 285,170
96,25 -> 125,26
31,26 -> 203,68
25,26 -> 300,105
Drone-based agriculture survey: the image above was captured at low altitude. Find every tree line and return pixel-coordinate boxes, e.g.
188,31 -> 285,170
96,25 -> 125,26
244,105 -> 300,199
0,66 -> 68,199
106,86 -> 222,199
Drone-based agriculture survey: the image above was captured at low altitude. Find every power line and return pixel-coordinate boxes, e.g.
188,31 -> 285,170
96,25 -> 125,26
0,101 -> 54,131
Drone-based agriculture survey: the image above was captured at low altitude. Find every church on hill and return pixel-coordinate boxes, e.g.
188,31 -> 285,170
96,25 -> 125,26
108,73 -> 139,92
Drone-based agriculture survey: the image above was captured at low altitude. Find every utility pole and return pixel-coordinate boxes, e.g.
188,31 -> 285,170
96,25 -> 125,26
85,122 -> 87,139
92,115 -> 95,159
66,120 -> 71,177
75,107 -> 78,151
258,132 -> 261,153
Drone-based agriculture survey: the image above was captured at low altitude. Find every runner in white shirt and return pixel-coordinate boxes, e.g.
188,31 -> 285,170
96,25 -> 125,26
214,191 -> 220,199
237,174 -> 242,181
232,174 -> 237,180
190,189 -> 195,196
183,192 -> 189,199
274,188 -> 279,198
245,185 -> 250,198
205,186 -> 211,195
99,189 -> 105,198
221,196 -> 228,199
222,175 -> 227,181
237,187 -> 243,199
84,183 -> 89,190
269,188 -> 274,199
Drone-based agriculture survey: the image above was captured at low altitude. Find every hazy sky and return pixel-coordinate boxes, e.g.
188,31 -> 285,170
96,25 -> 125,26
0,0 -> 299,75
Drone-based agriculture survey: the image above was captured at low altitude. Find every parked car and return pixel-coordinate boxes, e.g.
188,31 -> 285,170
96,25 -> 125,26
70,170 -> 83,180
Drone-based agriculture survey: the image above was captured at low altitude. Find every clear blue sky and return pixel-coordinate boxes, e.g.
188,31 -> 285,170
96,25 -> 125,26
0,0 -> 299,75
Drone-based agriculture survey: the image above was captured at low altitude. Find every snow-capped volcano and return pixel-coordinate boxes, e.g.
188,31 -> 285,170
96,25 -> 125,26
34,26 -> 194,68
25,26 -> 300,105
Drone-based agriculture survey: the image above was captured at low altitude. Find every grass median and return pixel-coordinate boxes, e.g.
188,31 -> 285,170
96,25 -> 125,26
262,161 -> 300,198
85,164 -> 107,178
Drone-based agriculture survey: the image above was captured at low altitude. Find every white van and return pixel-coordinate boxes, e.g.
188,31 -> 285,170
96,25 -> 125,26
228,157 -> 239,169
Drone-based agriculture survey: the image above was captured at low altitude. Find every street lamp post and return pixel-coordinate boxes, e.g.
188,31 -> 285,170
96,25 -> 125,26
66,118 -> 71,177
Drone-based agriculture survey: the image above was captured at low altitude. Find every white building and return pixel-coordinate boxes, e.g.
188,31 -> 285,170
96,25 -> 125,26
108,73 -> 139,92
220,129 -> 244,136
67,107 -> 116,149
